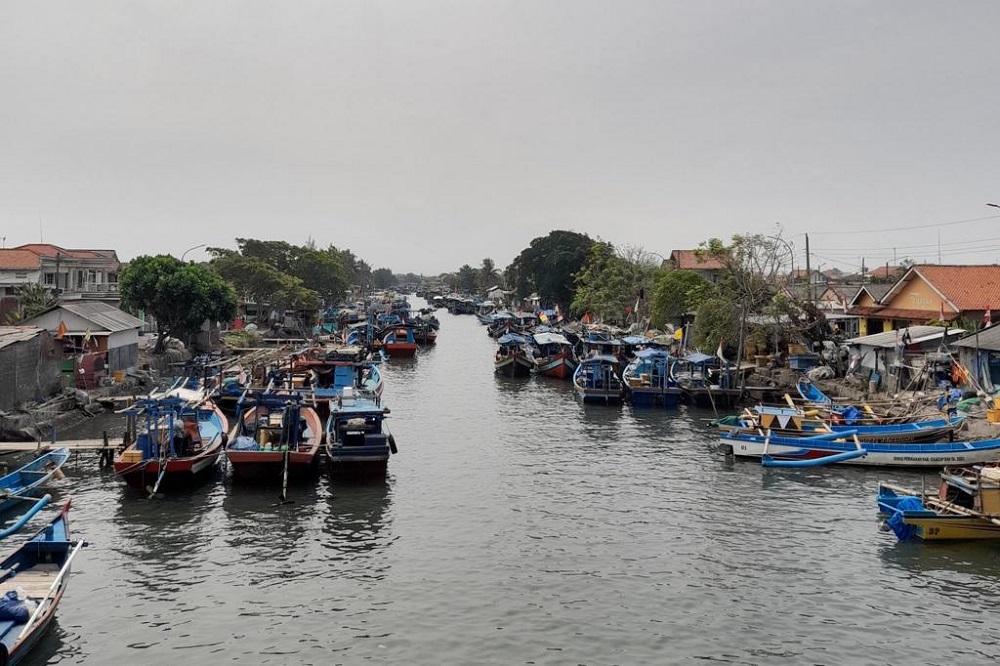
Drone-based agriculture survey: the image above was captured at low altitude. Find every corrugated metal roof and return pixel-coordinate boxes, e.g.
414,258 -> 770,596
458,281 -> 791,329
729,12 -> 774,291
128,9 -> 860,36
0,326 -> 46,350
51,302 -> 143,332
845,325 -> 965,349
951,325 -> 1000,351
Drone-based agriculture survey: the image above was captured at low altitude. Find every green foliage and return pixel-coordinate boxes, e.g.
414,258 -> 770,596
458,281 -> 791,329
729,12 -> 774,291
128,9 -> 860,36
692,295 -> 741,355
650,270 -> 712,327
372,268 -> 396,289
477,258 -> 500,290
455,264 -> 479,293
3,283 -> 57,324
506,230 -> 594,308
121,255 -> 237,352
571,243 -> 656,324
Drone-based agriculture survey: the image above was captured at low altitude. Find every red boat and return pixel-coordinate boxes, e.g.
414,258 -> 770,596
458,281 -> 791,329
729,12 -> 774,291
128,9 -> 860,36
531,332 -> 578,380
114,396 -> 229,491
225,395 -> 323,482
381,327 -> 418,358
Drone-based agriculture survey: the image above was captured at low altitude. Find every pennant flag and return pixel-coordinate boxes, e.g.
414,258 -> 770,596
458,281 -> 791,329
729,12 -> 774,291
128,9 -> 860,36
673,327 -> 684,341
538,310 -> 549,324
985,309 -> 992,329
716,339 -> 727,364
55,320 -> 67,339
582,312 -> 593,325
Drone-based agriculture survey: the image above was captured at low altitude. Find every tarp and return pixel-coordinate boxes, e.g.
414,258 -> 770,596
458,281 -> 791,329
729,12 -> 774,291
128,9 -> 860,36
634,348 -> 671,360
497,333 -> 528,345
684,352 -> 713,364
622,335 -> 651,345
533,332 -> 572,346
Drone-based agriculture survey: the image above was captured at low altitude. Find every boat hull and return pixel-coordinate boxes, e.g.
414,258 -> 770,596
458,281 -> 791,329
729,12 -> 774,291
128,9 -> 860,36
114,448 -> 222,488
725,433 -> 1000,467
326,448 -> 390,480
534,354 -> 576,380
627,386 -> 681,407
383,343 -> 418,358
226,450 -> 320,482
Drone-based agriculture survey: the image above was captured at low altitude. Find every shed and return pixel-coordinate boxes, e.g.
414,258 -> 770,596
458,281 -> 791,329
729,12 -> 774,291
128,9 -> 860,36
845,325 -> 966,391
0,327 -> 63,411
23,301 -> 145,375
950,326 -> 1000,391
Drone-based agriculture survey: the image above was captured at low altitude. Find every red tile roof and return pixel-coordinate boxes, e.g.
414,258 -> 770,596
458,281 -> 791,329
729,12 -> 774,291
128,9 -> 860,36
914,265 -> 1000,310
0,250 -> 42,270
12,244 -> 106,260
868,265 -> 903,278
670,249 -> 726,271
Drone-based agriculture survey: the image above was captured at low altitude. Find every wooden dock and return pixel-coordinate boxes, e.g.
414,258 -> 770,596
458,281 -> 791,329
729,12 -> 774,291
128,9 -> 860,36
0,439 -> 113,453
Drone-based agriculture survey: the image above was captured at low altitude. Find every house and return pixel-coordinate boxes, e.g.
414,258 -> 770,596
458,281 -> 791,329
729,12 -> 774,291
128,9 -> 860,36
0,327 -> 63,410
867,264 -> 905,283
950,325 -> 1000,392
790,268 -> 827,288
0,244 -> 121,319
848,265 -> 1000,336
22,301 -> 145,384
667,250 -> 726,283
816,284 -> 862,338
844,325 -> 965,391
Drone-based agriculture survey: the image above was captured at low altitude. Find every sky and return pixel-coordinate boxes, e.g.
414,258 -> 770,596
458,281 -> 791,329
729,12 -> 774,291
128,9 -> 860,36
2,1 -> 1000,276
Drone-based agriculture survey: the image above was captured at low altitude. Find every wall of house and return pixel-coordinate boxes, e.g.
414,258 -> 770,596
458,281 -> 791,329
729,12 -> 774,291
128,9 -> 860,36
887,276 -> 950,317
106,330 -> 139,372
0,333 -> 64,410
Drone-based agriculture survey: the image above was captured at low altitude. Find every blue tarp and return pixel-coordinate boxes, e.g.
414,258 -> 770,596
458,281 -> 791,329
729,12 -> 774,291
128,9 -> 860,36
634,348 -> 671,360
497,333 -> 528,345
229,436 -> 260,451
886,496 -> 925,540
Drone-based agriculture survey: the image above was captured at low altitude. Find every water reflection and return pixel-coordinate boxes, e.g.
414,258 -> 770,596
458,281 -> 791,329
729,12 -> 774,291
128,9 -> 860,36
323,479 -> 393,565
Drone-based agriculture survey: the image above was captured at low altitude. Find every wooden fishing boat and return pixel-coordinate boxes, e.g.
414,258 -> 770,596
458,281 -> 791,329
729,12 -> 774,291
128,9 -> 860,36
0,450 -> 69,514
723,405 -> 963,443
573,354 -> 624,403
531,332 -> 577,380
722,428 -> 1000,467
113,396 -> 229,492
225,393 -> 323,482
878,465 -> 1000,540
623,349 -> 680,407
381,326 -> 418,358
325,388 -> 396,479
495,333 -> 533,378
0,500 -> 86,665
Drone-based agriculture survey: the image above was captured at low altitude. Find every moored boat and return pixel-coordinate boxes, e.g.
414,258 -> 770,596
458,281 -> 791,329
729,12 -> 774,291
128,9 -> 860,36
0,500 -> 85,665
381,326 -> 418,358
0,450 -> 69,514
113,396 -> 229,492
225,393 -> 323,483
878,465 -> 1000,540
495,333 -> 533,377
722,427 -> 1000,467
325,388 -> 396,479
623,348 -> 680,407
531,332 -> 577,380
573,354 -> 624,403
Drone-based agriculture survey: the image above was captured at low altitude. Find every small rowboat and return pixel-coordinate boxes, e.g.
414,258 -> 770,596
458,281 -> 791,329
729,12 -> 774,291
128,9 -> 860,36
0,449 -> 69,514
0,500 -> 86,664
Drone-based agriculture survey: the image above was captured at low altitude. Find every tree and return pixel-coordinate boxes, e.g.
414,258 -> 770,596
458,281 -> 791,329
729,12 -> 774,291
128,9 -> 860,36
477,258 -> 500,291
455,265 -> 479,293
372,268 -> 396,289
650,270 -> 712,328
120,255 -> 237,353
571,243 -> 656,324
505,230 -> 594,309
3,283 -> 57,324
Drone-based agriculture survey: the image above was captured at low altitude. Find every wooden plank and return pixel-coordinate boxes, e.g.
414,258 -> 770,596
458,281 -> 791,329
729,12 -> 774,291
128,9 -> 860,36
0,440 -> 112,452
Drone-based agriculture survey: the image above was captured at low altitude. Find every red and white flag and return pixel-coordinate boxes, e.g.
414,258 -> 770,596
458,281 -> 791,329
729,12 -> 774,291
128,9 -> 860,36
716,339 -> 726,364
985,309 -> 993,329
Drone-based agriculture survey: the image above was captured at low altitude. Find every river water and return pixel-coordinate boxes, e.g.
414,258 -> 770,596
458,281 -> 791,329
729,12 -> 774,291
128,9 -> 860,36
20,298 -> 1000,664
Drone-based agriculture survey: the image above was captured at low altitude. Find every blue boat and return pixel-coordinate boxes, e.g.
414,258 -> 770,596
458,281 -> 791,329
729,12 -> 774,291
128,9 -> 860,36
0,500 -> 86,665
324,388 -> 396,479
573,355 -> 624,403
622,349 -> 680,407
0,450 -> 69,515
733,405 -> 964,443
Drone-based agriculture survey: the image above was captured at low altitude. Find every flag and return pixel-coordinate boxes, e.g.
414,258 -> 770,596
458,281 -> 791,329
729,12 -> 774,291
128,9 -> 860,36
554,304 -> 563,322
538,310 -> 549,324
985,309 -> 992,329
634,296 -> 640,314
55,320 -> 67,339
939,302 -> 946,322
83,328 -> 92,346
716,339 -> 727,364
582,312 -> 593,325
625,305 -> 632,315
673,327 -> 684,341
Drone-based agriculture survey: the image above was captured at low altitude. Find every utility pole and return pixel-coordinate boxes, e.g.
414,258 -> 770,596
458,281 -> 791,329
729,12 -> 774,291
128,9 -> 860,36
804,233 -> 812,302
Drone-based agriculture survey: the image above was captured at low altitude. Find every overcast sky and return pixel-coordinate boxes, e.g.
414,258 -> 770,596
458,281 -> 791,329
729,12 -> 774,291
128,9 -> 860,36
2,2 -> 999,275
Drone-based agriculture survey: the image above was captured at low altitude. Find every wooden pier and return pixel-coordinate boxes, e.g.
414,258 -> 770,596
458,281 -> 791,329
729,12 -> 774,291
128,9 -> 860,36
0,439 -> 113,453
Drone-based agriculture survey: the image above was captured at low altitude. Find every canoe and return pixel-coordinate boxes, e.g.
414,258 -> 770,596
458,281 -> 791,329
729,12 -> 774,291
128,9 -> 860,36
0,500 -> 86,665
0,450 -> 69,514
722,429 -> 1000,467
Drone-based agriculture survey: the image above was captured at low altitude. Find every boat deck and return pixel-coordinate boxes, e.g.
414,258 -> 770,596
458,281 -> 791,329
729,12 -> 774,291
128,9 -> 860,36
0,563 -> 59,598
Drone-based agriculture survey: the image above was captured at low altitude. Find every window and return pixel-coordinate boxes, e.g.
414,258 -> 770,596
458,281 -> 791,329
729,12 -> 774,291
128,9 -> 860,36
43,273 -> 55,285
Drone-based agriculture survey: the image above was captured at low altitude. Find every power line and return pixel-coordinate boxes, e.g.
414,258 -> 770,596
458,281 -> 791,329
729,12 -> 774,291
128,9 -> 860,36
808,213 -> 1000,236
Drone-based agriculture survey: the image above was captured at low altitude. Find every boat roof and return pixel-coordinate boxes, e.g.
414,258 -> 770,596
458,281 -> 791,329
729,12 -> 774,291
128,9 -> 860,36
634,348 -> 671,359
497,333 -> 528,345
684,352 -> 714,364
533,332 -> 571,346
582,354 -> 619,364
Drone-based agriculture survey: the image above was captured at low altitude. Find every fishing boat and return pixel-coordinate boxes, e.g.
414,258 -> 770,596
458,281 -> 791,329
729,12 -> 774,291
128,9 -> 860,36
0,500 -> 86,665
622,348 -> 680,407
113,395 -> 229,492
878,465 -> 1000,540
381,326 -> 418,358
495,333 -> 533,377
225,393 -> 323,483
291,345 -> 384,401
0,450 -> 69,515
530,331 -> 577,380
573,354 -> 624,403
721,427 -> 1000,467
325,387 -> 396,479
722,405 -> 964,443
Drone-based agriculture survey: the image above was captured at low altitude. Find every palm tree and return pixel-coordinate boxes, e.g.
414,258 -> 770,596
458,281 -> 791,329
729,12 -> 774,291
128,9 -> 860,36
4,283 -> 57,324
478,258 -> 500,291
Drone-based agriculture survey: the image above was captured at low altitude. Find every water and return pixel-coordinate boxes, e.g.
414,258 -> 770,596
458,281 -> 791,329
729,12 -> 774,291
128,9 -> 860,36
23,300 -> 1000,664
